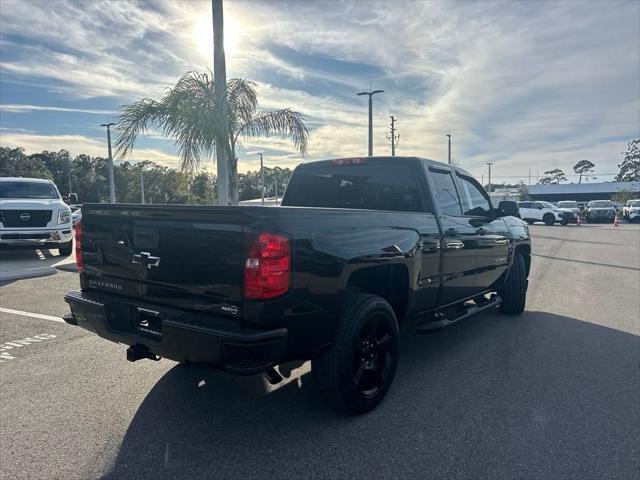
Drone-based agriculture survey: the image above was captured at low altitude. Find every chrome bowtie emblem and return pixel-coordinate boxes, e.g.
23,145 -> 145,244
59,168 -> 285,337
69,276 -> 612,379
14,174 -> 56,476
132,251 -> 161,269
19,212 -> 31,221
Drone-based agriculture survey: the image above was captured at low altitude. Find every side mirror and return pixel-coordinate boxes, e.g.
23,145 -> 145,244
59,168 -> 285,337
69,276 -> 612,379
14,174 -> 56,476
498,200 -> 519,217
66,193 -> 79,205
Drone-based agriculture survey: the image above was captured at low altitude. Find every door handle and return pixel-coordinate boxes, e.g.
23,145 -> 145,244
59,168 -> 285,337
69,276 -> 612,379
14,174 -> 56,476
444,239 -> 465,250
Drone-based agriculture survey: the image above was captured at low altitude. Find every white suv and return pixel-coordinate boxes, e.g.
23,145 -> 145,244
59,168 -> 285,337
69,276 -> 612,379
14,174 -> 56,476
623,199 -> 640,223
0,177 -> 74,255
517,200 -> 572,226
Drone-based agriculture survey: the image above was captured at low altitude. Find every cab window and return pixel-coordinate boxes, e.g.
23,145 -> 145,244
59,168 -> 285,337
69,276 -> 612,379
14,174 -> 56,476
456,174 -> 492,216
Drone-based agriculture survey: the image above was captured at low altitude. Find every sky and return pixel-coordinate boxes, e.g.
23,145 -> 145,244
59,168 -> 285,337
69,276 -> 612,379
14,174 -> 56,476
1,0 -> 639,184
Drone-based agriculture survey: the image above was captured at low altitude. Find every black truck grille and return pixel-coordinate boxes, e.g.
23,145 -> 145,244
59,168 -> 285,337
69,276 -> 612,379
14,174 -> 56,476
0,210 -> 53,227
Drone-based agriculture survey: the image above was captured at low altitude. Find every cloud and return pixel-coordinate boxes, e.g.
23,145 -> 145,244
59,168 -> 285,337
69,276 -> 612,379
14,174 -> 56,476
0,0 -> 638,182
0,104 -> 116,115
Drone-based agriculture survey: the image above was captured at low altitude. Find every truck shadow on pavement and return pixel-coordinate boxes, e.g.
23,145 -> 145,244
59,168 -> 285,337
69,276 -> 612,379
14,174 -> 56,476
105,311 -> 639,480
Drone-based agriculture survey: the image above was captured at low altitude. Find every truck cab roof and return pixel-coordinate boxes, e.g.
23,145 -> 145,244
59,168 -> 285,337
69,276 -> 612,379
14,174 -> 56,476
296,156 -> 476,178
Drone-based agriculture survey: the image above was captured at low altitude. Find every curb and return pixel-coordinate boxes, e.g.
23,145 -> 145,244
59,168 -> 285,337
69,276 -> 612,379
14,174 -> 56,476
0,266 -> 57,283
55,263 -> 78,273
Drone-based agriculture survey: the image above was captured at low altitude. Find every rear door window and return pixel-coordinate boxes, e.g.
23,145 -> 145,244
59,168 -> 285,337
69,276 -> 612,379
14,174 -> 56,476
429,169 -> 463,215
282,163 -> 424,212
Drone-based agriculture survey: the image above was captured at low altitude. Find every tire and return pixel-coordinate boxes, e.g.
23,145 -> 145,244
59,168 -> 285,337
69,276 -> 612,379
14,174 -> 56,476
543,213 -> 555,226
312,294 -> 399,414
525,219 -> 535,225
57,241 -> 73,256
561,219 -> 569,226
500,252 -> 527,315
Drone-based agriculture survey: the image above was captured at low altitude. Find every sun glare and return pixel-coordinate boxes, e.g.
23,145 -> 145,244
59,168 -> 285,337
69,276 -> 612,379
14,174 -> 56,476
193,15 -> 241,61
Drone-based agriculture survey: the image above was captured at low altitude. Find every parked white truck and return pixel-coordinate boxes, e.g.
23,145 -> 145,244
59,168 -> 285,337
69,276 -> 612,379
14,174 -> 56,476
0,177 -> 73,255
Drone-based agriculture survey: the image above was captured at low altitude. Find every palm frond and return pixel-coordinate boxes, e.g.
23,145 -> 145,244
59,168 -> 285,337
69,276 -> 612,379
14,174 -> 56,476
238,109 -> 309,155
113,99 -> 166,159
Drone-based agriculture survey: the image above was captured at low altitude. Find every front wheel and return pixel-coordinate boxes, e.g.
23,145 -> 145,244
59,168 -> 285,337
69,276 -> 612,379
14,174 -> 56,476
500,252 -> 527,315
312,294 -> 399,414
561,219 -> 569,225
57,241 -> 73,256
543,213 -> 555,226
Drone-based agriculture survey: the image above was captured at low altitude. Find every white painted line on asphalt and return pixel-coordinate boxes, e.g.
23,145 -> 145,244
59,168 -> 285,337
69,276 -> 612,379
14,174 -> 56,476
0,307 -> 65,323
0,334 -> 57,362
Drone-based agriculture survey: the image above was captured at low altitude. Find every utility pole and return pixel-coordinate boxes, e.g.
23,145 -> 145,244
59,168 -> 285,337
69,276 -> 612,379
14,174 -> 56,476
257,153 -> 264,205
446,133 -> 451,165
387,115 -> 400,157
100,122 -> 116,203
67,158 -> 72,195
357,88 -> 384,156
387,116 -> 399,156
275,181 -> 279,205
140,168 -> 145,204
528,167 -> 531,186
486,162 -> 493,194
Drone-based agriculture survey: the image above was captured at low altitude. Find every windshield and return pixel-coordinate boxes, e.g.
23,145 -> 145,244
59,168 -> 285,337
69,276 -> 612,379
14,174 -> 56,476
589,200 -> 613,208
557,201 -> 578,208
0,181 -> 59,199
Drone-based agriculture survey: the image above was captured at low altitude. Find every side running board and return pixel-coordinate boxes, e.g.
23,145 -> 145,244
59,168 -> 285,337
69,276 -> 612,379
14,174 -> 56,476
416,295 -> 502,333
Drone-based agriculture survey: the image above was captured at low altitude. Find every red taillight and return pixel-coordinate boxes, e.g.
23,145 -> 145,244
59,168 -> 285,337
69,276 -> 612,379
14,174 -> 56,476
75,222 -> 83,272
244,232 -> 290,299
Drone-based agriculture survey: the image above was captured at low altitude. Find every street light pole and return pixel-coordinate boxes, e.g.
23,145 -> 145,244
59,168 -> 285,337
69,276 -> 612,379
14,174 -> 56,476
257,153 -> 264,206
140,168 -> 145,204
486,162 -> 493,194
357,89 -> 384,156
446,133 -> 451,165
100,122 -> 116,203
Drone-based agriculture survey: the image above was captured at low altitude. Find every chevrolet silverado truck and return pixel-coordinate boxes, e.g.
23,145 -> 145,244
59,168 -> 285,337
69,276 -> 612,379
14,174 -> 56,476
0,177 -> 73,255
64,157 -> 531,414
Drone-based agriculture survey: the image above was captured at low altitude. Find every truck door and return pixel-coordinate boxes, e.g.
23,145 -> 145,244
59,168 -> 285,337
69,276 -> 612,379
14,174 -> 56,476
428,167 -> 478,306
454,173 -> 510,291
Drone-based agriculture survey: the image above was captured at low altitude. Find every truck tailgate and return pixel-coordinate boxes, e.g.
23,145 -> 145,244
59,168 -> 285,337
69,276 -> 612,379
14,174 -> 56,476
80,204 -> 252,317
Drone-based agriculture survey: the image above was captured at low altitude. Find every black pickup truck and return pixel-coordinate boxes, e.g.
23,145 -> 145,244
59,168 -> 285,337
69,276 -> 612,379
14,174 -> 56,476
64,157 -> 531,414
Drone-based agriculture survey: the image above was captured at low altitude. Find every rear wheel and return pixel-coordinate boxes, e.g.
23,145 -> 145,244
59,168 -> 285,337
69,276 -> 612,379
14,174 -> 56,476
57,241 -> 73,256
312,294 -> 399,414
543,213 -> 555,226
500,252 -> 527,315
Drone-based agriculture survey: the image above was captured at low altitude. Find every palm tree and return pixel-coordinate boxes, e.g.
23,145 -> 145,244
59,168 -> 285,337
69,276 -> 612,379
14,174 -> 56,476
212,0 -> 231,205
114,72 -> 309,204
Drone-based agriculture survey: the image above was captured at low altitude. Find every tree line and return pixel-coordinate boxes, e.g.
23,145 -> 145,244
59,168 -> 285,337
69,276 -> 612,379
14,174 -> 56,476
537,139 -> 640,184
0,147 -> 292,204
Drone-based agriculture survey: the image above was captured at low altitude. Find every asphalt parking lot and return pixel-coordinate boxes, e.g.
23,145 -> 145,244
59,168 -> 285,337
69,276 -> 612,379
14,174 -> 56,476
1,223 -> 638,480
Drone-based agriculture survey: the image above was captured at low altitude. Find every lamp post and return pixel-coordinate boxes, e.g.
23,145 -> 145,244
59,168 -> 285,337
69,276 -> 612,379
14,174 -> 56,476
100,122 -> 116,203
446,133 -> 451,165
357,89 -> 384,156
257,153 -> 264,205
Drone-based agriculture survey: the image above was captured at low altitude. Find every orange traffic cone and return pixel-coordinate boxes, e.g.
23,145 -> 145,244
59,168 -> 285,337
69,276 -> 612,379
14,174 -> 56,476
614,214 -> 620,227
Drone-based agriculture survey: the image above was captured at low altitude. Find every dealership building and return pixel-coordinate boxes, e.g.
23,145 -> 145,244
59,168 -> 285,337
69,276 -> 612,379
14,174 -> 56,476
528,181 -> 640,202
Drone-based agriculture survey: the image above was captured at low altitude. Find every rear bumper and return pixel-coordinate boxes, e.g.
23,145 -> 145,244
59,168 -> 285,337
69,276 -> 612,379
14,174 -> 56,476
64,290 -> 288,374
